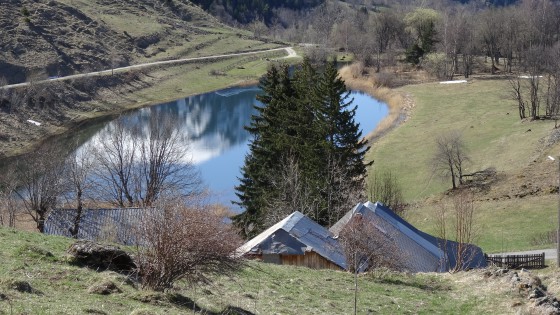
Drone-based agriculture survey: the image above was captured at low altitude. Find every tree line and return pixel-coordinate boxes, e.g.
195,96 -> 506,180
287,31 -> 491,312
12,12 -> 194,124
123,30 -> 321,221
234,58 -> 370,237
248,0 -> 560,119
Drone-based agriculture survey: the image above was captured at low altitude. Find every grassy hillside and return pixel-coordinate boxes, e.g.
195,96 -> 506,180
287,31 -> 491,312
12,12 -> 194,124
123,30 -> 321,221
367,78 -> 560,253
0,226 -> 552,314
0,0 -> 282,82
0,0 -> 294,159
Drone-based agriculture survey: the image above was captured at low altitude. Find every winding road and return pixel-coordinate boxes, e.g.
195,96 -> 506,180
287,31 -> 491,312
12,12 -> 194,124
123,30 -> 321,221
0,46 -> 296,90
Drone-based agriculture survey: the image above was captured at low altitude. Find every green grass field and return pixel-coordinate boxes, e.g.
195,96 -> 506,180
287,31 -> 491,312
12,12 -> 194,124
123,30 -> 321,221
0,227 -> 528,315
367,78 -> 559,253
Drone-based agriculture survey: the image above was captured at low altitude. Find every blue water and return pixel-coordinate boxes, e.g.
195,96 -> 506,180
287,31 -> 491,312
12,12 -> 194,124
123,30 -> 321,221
83,86 -> 388,208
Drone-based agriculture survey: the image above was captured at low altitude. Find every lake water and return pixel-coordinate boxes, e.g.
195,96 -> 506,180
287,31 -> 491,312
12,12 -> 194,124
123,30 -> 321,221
81,86 -> 388,208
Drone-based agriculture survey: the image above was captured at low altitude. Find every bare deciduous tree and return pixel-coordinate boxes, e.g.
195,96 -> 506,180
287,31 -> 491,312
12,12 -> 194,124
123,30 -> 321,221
432,131 -> 470,190
339,214 -> 407,272
339,213 -> 407,315
64,143 -> 97,237
95,116 -> 201,208
135,197 -> 243,291
322,153 -> 365,227
94,119 -> 137,207
15,145 -> 66,232
510,77 -> 527,119
264,154 -> 320,227
136,116 -> 201,207
0,168 -> 19,227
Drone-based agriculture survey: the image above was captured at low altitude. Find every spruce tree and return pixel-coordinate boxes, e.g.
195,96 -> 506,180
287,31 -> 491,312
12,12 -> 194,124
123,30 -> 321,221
233,64 -> 297,236
234,61 -> 370,237
312,61 -> 370,226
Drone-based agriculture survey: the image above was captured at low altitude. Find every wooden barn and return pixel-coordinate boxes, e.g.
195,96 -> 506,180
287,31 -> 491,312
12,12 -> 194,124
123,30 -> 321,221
236,211 -> 346,270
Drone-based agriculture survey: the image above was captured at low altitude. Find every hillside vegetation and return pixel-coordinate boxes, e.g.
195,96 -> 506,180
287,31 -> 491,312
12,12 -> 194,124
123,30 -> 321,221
366,77 -> 560,253
0,0 -> 281,83
0,0 -> 290,158
0,226 -> 555,315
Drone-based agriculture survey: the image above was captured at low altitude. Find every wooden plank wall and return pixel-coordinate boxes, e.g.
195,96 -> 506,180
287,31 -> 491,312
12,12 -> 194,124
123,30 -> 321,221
280,252 -> 343,270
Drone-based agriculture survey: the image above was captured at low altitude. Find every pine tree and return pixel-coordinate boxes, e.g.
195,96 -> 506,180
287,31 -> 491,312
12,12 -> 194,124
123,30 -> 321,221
234,61 -> 370,237
312,61 -> 370,226
233,64 -> 297,236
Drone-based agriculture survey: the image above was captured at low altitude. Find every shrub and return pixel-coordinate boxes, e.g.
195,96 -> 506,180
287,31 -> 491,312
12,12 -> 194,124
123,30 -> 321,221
339,215 -> 407,272
135,200 -> 243,291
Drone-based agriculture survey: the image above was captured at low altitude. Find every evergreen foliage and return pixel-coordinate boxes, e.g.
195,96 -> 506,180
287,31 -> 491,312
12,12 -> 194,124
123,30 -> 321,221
234,59 -> 370,237
190,0 -> 323,25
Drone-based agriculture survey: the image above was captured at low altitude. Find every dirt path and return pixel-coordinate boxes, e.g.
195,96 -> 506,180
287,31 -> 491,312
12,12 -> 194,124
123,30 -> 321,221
1,47 -> 293,90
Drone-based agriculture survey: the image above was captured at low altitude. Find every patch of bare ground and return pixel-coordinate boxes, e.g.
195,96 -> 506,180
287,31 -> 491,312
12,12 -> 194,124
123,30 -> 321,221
447,129 -> 560,205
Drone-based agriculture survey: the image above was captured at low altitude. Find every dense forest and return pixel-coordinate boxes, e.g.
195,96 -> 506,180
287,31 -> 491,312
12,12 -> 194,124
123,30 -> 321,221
190,0 -> 324,24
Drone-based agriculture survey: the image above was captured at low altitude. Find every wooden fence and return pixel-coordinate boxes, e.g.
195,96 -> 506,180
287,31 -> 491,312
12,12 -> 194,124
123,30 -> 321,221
485,253 -> 545,269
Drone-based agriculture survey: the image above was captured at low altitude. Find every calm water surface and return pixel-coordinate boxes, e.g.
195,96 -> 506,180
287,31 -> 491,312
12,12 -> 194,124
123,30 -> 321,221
82,87 -> 388,208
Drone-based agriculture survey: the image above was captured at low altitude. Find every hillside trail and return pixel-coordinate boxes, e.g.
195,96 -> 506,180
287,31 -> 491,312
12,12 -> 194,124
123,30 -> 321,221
0,46 -> 294,90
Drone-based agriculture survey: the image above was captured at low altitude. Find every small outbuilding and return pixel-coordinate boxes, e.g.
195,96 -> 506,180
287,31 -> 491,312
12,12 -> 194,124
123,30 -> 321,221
236,211 -> 347,270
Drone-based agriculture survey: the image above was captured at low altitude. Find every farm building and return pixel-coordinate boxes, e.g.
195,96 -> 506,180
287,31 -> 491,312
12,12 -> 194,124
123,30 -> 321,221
330,201 -> 487,272
235,211 -> 347,270
44,208 -> 148,245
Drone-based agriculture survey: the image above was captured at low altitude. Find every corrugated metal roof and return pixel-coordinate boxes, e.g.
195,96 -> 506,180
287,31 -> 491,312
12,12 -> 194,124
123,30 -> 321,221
236,211 -> 347,269
330,201 -> 486,272
44,208 -> 149,245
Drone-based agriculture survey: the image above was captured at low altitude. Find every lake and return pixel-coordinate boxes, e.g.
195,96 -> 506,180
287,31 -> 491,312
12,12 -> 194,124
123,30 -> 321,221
80,86 -> 388,209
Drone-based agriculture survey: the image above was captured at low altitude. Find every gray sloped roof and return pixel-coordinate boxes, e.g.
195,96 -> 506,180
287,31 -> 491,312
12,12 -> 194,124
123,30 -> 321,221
44,208 -> 149,245
236,211 -> 347,269
330,201 -> 487,272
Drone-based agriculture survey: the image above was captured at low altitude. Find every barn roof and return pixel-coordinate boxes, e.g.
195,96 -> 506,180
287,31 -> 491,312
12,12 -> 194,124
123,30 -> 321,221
330,201 -> 487,272
236,211 -> 347,269
44,208 -> 149,245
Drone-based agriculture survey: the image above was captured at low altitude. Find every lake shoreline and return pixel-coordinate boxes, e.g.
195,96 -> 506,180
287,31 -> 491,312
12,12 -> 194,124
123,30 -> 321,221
0,61 -> 400,163
339,65 -> 415,145
0,73 -> 262,161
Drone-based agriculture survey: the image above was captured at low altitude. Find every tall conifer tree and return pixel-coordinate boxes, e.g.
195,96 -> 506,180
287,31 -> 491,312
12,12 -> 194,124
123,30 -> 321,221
234,61 -> 369,237
312,61 -> 370,226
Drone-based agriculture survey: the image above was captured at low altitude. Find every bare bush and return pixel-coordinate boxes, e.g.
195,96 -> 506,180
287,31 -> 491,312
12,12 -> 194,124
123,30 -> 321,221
368,169 -> 406,216
436,191 -> 479,272
339,214 -> 407,273
135,198 -> 243,291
